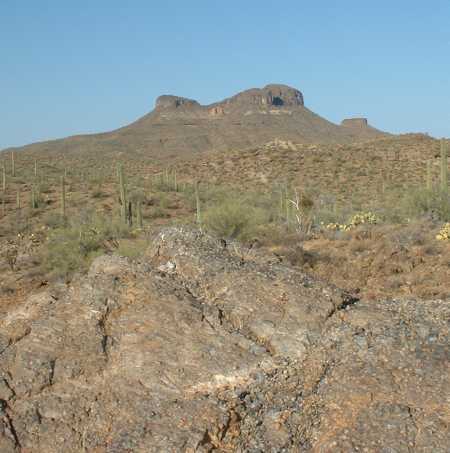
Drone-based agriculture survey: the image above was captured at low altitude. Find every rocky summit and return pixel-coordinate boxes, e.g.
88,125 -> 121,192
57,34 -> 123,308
3,84 -> 387,159
1,227 -> 449,452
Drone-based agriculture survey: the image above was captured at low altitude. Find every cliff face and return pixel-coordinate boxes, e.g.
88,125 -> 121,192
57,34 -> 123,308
224,84 -> 304,108
341,118 -> 369,128
155,84 -> 304,113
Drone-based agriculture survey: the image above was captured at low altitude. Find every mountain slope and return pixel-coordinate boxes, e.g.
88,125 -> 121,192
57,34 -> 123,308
3,84 -> 388,158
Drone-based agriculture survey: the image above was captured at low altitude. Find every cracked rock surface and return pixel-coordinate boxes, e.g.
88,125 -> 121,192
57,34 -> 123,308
0,227 -> 449,452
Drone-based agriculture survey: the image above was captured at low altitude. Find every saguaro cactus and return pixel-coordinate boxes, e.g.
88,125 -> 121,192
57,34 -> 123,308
11,151 -> 15,177
195,181 -> 201,225
61,175 -> 66,218
285,186 -> 291,227
440,140 -> 448,195
117,163 -> 128,223
426,159 -> 433,191
31,186 -> 37,209
173,169 -> 178,192
136,201 -> 143,229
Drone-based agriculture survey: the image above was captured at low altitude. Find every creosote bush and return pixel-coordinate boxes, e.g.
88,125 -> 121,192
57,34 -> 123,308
203,198 -> 265,241
382,188 -> 450,222
41,211 -> 135,279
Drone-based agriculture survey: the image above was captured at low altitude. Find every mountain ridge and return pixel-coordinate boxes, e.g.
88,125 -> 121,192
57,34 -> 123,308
1,84 -> 388,158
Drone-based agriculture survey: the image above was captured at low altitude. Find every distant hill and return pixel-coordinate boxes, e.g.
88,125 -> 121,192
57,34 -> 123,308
2,84 -> 388,158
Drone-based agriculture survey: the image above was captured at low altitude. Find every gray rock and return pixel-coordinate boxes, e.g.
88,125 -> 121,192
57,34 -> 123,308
0,227 -> 448,451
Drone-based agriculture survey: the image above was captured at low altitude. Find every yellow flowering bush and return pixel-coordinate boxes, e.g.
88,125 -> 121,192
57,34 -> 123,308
322,212 -> 379,232
348,212 -> 379,227
436,223 -> 450,241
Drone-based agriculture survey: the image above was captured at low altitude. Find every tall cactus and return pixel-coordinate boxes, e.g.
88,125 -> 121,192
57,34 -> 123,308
279,187 -> 284,222
285,185 -> 291,227
165,168 -> 169,188
426,159 -> 433,191
34,159 -> 38,178
195,181 -> 201,225
117,163 -> 128,223
61,175 -> 66,218
440,140 -> 448,195
2,164 -> 5,192
136,201 -> 143,229
173,169 -> 178,192
11,151 -> 15,177
31,186 -> 37,209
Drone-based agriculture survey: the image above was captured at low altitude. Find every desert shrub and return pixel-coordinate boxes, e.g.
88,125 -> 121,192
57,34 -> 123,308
116,238 -> 149,259
156,192 -> 170,209
42,212 -> 66,228
42,228 -> 92,278
203,198 -> 265,241
37,182 -> 52,194
147,206 -> 170,219
40,211 -> 133,279
389,222 -> 429,247
128,188 -> 146,204
284,245 -> 318,268
91,186 -> 106,198
0,212 -> 30,236
382,188 -> 450,222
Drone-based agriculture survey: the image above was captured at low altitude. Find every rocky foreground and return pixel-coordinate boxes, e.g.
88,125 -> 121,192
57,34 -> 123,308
0,227 -> 449,452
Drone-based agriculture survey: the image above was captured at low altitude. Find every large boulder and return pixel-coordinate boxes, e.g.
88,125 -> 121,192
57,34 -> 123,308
0,227 -> 448,451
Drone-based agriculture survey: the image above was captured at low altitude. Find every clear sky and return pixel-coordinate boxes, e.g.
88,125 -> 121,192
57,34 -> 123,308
1,0 -> 449,149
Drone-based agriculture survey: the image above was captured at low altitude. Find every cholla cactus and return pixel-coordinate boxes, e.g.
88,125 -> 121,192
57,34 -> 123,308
348,212 -> 379,227
324,222 -> 342,231
436,223 -> 450,241
322,211 -> 379,232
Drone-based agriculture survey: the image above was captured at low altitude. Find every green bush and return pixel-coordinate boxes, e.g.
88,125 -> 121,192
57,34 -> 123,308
203,198 -> 265,241
41,211 -> 133,279
382,188 -> 450,222
117,238 -> 149,258
42,212 -> 66,228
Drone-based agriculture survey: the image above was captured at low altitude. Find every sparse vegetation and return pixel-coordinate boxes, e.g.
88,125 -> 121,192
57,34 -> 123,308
40,210 -> 135,280
0,135 -> 449,298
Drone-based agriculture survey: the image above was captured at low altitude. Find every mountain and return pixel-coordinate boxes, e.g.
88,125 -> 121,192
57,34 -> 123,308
3,84 -> 387,158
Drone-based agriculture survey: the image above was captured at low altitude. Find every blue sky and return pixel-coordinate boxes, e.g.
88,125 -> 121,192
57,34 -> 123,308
1,1 -> 449,149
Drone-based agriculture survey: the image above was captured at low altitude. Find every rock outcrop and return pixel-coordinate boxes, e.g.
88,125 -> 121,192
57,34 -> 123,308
1,227 -> 448,451
224,84 -> 304,108
155,95 -> 201,110
341,117 -> 369,128
156,85 -> 304,113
